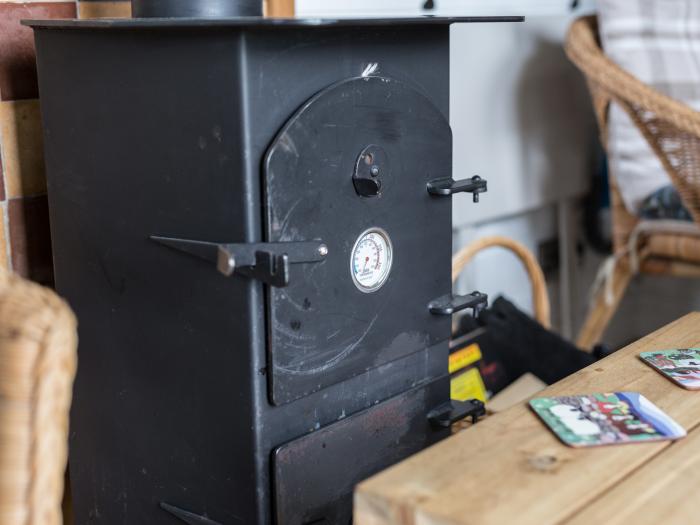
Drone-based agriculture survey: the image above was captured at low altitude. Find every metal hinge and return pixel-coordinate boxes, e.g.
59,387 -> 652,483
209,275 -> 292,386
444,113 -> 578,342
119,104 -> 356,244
427,175 -> 487,202
428,291 -> 488,317
150,235 -> 327,288
428,399 -> 486,428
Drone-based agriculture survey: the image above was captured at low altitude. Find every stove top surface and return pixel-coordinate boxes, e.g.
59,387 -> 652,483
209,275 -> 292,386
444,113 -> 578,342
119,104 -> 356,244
23,15 -> 523,29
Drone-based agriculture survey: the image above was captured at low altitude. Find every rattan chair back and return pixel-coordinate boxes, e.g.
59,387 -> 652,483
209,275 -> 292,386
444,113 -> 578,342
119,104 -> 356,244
0,271 -> 77,525
566,16 -> 700,252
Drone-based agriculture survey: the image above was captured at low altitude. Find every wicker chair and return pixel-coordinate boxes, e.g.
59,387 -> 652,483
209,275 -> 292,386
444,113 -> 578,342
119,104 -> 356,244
566,16 -> 700,349
0,270 -> 77,525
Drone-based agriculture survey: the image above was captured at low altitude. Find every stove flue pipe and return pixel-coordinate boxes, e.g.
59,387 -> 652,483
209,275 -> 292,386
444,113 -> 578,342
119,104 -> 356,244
131,0 -> 263,17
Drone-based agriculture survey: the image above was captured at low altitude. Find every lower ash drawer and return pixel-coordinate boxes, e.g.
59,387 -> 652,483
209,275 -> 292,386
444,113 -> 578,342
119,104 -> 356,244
272,379 -> 449,525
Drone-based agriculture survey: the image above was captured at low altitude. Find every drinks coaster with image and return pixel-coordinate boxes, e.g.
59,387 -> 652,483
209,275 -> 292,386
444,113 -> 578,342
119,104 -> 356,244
529,392 -> 685,447
640,349 -> 700,390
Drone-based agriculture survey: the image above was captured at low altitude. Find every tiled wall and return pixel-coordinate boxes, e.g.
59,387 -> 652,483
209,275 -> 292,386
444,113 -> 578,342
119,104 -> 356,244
0,0 -> 130,285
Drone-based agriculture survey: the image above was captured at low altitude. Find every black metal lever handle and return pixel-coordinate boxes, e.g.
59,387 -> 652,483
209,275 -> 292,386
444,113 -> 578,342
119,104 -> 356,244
428,399 -> 486,428
427,175 -> 487,202
150,236 -> 327,288
428,291 -> 488,317
161,502 -> 223,525
234,251 -> 290,288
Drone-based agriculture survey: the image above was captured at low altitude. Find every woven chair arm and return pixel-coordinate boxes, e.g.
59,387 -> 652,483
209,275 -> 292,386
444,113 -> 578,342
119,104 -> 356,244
565,16 -> 700,139
0,271 -> 77,525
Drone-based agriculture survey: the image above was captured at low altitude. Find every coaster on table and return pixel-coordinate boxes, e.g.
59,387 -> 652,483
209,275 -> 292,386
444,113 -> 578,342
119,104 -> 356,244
640,349 -> 700,390
529,392 -> 685,447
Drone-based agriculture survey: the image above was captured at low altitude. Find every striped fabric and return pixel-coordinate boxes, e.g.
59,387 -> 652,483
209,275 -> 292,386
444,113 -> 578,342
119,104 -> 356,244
598,0 -> 700,213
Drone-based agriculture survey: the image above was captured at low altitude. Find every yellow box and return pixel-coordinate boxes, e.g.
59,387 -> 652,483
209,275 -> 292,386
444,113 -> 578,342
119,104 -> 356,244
448,343 -> 482,374
450,367 -> 487,403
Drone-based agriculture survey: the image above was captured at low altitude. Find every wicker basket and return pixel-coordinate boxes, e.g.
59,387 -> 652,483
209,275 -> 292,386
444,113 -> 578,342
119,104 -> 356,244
451,235 -> 551,328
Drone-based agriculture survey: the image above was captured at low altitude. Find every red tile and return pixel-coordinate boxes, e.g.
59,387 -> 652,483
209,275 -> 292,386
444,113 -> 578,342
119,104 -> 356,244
8,195 -> 53,284
0,2 -> 77,101
0,152 -> 5,201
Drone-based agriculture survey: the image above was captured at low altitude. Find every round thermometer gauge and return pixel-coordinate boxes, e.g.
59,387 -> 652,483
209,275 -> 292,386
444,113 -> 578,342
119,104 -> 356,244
350,228 -> 393,293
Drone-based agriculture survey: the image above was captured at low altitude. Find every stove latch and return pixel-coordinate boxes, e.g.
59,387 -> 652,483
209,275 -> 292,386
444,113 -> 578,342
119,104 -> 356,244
353,145 -> 388,197
428,399 -> 486,428
150,235 -> 327,288
428,291 -> 488,317
427,175 -> 487,202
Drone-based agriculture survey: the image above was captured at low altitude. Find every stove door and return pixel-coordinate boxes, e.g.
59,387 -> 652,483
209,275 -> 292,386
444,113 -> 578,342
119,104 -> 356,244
264,75 -> 452,405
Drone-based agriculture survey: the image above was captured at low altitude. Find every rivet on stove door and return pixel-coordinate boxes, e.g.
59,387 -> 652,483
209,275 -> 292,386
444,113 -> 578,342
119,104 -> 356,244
318,244 -> 329,257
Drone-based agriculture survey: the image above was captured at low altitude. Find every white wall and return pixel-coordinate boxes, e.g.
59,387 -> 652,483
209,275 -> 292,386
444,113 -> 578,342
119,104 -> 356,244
450,16 -> 595,226
448,10 -> 596,337
297,0 -> 595,17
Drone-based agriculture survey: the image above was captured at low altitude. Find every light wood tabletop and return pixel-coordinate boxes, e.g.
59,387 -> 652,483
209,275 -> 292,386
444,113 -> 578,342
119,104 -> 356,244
355,312 -> 700,525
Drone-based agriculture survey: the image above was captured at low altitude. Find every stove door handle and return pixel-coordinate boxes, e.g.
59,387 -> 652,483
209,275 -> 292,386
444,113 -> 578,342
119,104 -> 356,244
428,291 -> 488,317
160,502 -> 223,525
427,175 -> 487,202
149,235 -> 328,288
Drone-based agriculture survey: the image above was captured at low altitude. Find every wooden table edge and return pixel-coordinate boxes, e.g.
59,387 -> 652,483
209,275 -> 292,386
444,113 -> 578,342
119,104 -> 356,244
355,312 -> 700,525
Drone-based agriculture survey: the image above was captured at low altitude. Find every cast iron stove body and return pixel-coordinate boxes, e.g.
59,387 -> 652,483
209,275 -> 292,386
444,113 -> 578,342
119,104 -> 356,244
27,5 -> 521,524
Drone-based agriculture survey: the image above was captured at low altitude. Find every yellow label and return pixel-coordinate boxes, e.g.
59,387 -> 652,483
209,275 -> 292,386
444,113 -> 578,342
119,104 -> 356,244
450,367 -> 487,402
448,343 -> 482,374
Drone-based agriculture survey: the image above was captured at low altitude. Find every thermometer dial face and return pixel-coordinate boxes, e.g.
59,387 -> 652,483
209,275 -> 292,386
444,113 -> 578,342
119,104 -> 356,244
350,228 -> 393,293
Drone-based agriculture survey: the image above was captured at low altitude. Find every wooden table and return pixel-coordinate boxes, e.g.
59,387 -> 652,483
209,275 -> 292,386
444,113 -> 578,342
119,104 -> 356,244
355,313 -> 700,525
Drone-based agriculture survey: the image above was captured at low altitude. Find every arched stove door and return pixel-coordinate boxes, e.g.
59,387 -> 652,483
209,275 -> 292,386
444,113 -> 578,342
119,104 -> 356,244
264,75 -> 454,405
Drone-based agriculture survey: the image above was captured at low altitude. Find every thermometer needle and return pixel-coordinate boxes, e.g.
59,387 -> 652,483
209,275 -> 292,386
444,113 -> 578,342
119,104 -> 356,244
363,256 -> 369,270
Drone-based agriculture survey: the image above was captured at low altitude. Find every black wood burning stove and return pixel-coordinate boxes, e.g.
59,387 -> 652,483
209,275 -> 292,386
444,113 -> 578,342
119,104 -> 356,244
26,3 -> 521,524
